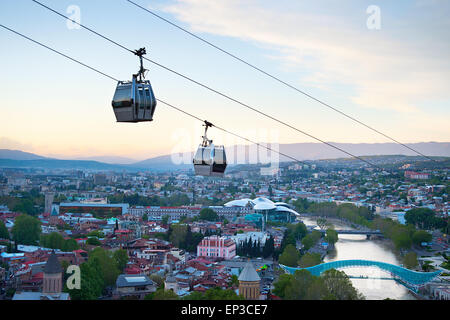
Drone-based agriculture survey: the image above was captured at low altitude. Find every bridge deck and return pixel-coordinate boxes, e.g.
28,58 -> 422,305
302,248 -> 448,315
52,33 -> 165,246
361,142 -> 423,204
280,259 -> 441,287
316,229 -> 383,235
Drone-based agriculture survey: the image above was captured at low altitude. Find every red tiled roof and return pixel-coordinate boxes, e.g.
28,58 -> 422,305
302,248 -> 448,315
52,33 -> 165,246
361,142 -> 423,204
115,229 -> 131,233
189,258 -> 213,265
193,286 -> 207,292
124,266 -> 141,275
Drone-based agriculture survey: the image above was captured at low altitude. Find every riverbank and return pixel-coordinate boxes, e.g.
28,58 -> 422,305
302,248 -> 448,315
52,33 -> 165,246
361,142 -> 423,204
299,214 -> 405,261
298,214 -> 417,300
299,214 -> 368,231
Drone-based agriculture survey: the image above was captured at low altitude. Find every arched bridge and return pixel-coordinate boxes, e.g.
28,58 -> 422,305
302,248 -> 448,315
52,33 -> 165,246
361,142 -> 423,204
279,259 -> 441,288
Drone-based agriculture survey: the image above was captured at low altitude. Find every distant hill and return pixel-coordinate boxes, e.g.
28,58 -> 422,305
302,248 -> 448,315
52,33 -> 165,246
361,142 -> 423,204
0,159 -> 141,171
276,142 -> 450,161
0,142 -> 448,171
132,154 -> 192,170
131,142 -> 450,168
0,149 -> 50,161
73,156 -> 138,165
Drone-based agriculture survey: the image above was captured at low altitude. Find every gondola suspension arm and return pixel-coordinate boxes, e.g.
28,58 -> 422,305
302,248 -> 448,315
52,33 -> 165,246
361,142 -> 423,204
202,120 -> 214,147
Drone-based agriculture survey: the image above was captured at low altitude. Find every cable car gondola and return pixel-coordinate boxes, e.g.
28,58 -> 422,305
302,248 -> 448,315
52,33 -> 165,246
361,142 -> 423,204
193,121 -> 227,177
112,48 -> 156,122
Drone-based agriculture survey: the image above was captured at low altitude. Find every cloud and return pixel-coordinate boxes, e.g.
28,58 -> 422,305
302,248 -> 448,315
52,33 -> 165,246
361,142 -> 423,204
161,0 -> 450,115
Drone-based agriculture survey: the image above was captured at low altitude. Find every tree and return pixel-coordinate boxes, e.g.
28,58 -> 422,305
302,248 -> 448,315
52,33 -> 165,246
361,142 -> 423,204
40,233 -> 80,251
87,230 -> 105,238
142,213 -> 148,222
0,220 -> 9,239
62,238 -> 79,251
316,218 -> 329,230
229,274 -> 239,287
251,240 -> 261,257
66,259 -> 104,300
113,249 -> 129,272
301,230 -> 322,250
11,214 -> 41,245
146,288 -> 179,300
184,229 -> 204,253
169,224 -> 188,248
161,215 -> 169,225
405,208 -> 439,230
321,269 -> 364,300
280,229 -> 296,252
203,287 -> 244,300
183,287 -> 244,300
290,222 -> 307,240
391,229 -> 412,250
41,232 -> 64,249
87,237 -> 101,246
309,202 -> 338,217
89,247 -> 120,287
273,273 -> 293,299
403,252 -> 418,269
278,244 -> 300,267
298,252 -> 322,268
325,229 -> 338,245
262,236 -> 275,258
149,274 -> 164,288
268,185 -> 273,197
284,269 -> 317,300
306,277 -> 331,300
412,230 -> 432,246
13,198 -> 38,216
292,198 -> 310,213
199,208 -> 219,221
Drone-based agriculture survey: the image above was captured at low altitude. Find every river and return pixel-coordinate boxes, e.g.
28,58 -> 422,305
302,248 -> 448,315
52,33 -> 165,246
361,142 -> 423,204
299,216 -> 416,300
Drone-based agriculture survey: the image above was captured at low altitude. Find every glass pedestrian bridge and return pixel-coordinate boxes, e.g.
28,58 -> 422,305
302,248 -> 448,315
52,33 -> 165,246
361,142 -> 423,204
280,259 -> 441,287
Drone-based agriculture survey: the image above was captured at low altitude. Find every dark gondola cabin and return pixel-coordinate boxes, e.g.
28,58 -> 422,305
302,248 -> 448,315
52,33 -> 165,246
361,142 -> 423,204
193,121 -> 227,177
111,47 -> 156,122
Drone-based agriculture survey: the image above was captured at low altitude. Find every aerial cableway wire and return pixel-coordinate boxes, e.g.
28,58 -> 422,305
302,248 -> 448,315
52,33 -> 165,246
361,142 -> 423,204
30,0 -> 386,170
0,23 -> 315,168
125,0 -> 436,163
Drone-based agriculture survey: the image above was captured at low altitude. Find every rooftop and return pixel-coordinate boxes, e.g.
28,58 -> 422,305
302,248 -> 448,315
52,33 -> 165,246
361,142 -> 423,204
43,251 -> 63,274
238,261 -> 261,282
116,274 -> 154,288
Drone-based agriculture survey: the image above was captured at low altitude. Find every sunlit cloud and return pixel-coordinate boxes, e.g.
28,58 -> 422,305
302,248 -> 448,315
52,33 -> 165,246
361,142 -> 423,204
162,0 -> 450,114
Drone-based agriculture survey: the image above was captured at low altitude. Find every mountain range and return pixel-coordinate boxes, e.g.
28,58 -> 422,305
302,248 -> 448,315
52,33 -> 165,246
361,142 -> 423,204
0,142 -> 448,171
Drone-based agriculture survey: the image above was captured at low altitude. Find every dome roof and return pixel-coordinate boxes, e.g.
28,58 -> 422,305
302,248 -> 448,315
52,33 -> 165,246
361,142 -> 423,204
224,198 -> 253,207
44,251 -> 62,274
238,261 -> 261,282
252,197 -> 276,210
253,202 -> 276,210
223,197 -> 299,215
252,197 -> 274,205
274,202 -> 290,208
275,205 -> 300,216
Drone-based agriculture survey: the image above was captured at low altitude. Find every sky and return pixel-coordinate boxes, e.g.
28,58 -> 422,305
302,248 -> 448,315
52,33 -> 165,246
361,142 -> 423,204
0,0 -> 449,161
